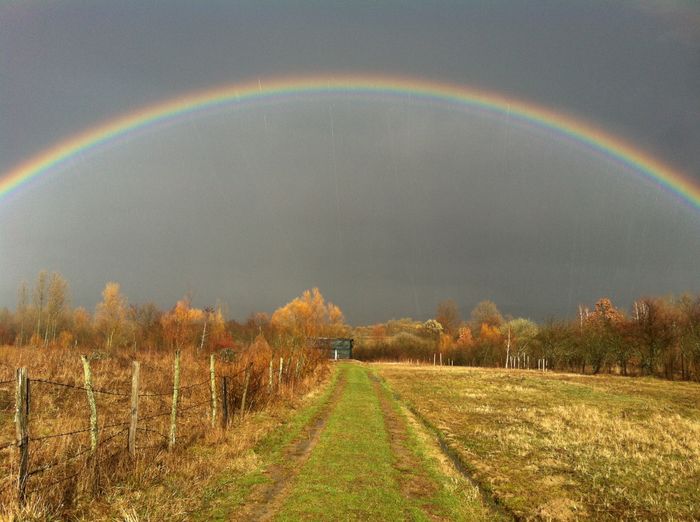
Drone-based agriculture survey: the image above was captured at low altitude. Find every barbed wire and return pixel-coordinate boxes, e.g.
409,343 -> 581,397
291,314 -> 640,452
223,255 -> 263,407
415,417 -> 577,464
135,443 -> 165,451
0,358 -> 322,506
138,409 -> 172,422
177,400 -> 210,416
28,446 -> 92,476
139,378 -> 209,397
27,468 -> 82,496
29,420 -> 130,443
28,427 -> 128,478
138,389 -> 176,397
31,378 -> 130,396
180,379 -> 210,391
136,426 -> 168,440
29,426 -> 91,442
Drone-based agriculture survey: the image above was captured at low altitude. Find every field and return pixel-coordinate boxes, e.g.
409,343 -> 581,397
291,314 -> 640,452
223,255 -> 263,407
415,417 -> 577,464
2,355 -> 699,520
375,364 -> 700,521
0,345 -> 328,520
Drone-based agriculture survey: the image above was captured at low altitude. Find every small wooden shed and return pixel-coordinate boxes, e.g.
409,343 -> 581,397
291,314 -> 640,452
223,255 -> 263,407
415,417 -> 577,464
309,337 -> 354,360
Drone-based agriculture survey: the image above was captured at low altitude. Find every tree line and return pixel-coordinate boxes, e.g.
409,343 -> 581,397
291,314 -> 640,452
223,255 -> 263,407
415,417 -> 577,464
0,272 -> 348,353
3,271 -> 699,381
354,296 -> 700,381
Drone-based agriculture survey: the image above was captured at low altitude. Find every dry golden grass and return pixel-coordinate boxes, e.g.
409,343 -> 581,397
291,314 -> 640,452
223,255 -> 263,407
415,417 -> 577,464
375,364 -> 700,521
0,345 -> 328,520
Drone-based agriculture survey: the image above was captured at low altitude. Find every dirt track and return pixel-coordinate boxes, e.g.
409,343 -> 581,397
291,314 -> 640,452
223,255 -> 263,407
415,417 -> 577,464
233,363 -> 504,521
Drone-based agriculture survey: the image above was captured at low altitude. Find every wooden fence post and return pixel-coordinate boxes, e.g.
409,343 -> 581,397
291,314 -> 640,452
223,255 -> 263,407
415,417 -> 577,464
81,356 -> 98,453
221,376 -> 229,428
289,357 -> 295,394
81,355 -> 99,493
268,359 -> 273,391
278,357 -> 283,386
15,367 -> 29,508
168,349 -> 181,450
128,361 -> 140,457
209,354 -> 217,428
240,363 -> 251,420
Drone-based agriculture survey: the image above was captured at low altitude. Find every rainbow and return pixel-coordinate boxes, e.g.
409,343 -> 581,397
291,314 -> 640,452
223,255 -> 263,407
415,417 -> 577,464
1,73 -> 699,211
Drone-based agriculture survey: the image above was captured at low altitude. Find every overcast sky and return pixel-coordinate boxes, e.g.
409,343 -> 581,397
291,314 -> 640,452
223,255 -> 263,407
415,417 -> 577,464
1,1 -> 699,324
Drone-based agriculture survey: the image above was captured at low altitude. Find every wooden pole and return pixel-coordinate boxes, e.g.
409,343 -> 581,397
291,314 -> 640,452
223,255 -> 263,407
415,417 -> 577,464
198,318 -> 207,354
128,361 -> 140,457
209,354 -> 217,428
81,355 -> 99,493
506,326 -> 511,369
15,367 -> 29,508
81,356 -> 99,453
240,363 -> 251,420
278,357 -> 283,386
269,359 -> 273,391
221,376 -> 229,428
168,349 -> 181,450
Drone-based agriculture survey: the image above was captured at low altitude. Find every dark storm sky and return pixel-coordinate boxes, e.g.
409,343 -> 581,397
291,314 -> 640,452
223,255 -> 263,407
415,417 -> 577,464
1,1 -> 699,324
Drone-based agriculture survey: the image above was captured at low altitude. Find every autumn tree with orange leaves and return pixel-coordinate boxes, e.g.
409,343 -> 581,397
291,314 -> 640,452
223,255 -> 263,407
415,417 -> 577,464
271,288 -> 348,342
95,282 -> 129,349
161,298 -> 204,350
583,298 -> 625,374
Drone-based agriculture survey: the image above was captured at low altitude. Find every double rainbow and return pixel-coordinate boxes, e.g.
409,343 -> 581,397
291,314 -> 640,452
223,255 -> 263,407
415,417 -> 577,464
1,74 -> 699,211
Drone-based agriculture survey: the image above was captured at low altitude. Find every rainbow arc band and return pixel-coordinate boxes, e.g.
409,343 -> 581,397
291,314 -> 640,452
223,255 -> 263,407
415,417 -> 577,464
1,74 -> 699,211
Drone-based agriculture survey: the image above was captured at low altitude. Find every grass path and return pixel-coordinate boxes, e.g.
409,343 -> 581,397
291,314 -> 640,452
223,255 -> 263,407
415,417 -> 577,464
270,363 -> 498,521
196,362 -> 502,521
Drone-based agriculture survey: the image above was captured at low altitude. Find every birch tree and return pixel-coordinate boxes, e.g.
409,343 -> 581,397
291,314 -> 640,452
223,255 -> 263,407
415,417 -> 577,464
95,282 -> 128,349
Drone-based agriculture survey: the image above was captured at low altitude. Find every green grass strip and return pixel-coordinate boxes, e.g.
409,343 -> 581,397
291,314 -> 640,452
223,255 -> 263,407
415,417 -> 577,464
274,363 -> 411,521
193,366 -> 343,521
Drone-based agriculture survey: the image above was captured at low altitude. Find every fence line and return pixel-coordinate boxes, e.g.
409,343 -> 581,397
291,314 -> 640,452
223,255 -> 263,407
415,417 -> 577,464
2,349 -> 323,512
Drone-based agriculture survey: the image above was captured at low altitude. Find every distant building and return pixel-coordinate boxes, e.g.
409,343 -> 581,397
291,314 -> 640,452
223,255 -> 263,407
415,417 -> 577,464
309,337 -> 354,360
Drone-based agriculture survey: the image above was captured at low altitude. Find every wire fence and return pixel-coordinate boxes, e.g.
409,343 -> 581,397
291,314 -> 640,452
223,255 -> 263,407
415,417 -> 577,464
0,348 -> 326,513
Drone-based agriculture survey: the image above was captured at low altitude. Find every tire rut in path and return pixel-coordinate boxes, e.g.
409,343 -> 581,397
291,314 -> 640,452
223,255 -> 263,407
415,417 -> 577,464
233,368 -> 348,521
369,374 -> 446,520
371,371 -> 517,522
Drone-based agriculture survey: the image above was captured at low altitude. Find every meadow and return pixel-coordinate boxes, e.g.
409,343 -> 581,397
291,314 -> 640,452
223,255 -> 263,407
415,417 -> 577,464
3,349 -> 700,521
0,344 -> 328,520
375,364 -> 700,521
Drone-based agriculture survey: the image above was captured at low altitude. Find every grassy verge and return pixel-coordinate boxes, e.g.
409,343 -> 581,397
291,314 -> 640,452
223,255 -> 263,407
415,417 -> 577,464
370,368 -> 507,521
191,364 -> 343,521
375,364 -> 700,521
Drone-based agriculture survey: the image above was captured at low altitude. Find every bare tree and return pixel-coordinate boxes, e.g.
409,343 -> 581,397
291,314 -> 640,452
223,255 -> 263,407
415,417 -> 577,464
16,281 -> 29,346
32,270 -> 48,345
436,299 -> 460,335
45,272 -> 69,345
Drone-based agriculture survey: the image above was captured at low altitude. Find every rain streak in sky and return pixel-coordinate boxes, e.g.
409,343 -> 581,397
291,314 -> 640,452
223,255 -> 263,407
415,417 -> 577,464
1,1 -> 699,323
